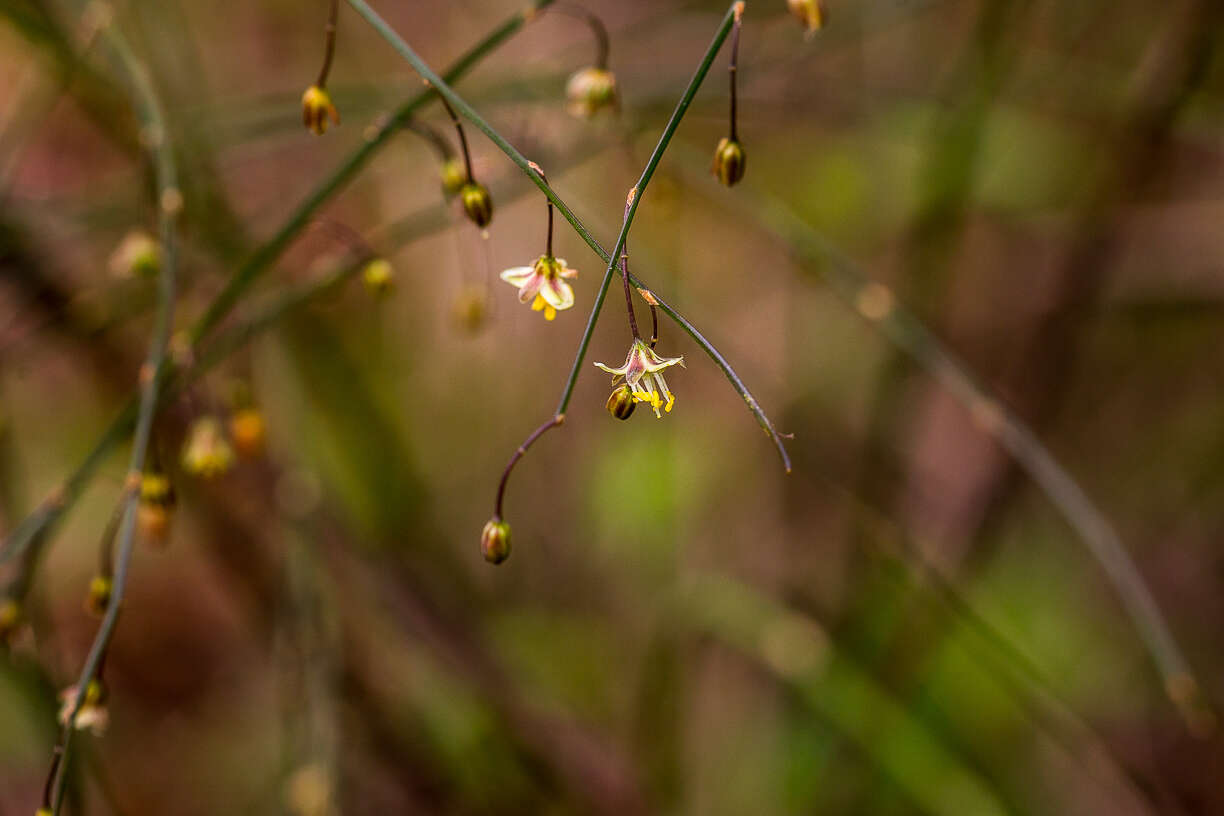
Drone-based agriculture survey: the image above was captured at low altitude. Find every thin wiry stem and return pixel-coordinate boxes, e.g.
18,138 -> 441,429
0,0 -> 555,571
344,0 -> 789,476
315,0 -> 340,87
619,198 -> 640,341
50,15 -> 179,813
494,416 -> 564,520
436,93 -> 475,182
670,144 -> 1201,718
548,2 -> 610,69
401,117 -> 454,160
728,4 -> 742,141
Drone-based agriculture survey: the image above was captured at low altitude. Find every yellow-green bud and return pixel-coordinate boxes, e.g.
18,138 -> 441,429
787,0 -> 827,33
606,384 -> 636,420
85,575 -> 113,618
362,258 -> 394,297
565,67 -> 619,118
439,157 -> 467,196
460,182 -> 494,228
181,416 -> 235,479
711,137 -> 746,187
108,230 -> 162,279
302,85 -> 339,135
480,519 -> 511,565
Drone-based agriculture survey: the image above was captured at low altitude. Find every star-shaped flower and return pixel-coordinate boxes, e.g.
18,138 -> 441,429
594,338 -> 684,418
500,255 -> 578,321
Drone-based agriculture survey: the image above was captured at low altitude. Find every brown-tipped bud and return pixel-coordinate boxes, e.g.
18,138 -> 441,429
712,137 -> 746,186
606,384 -> 636,420
108,230 -> 162,279
452,284 -> 488,333
460,182 -> 494,228
787,0 -> 827,33
84,575 -> 113,617
480,519 -> 511,565
302,85 -> 339,135
361,258 -> 394,297
229,407 -> 266,459
182,416 -> 235,479
0,598 -> 21,646
566,67 -> 619,118
439,157 -> 467,197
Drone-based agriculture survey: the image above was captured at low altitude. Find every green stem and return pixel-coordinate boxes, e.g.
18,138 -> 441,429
345,0 -> 789,475
51,15 -> 179,814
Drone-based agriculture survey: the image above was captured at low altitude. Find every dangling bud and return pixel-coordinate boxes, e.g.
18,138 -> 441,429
229,407 -> 266,459
181,416 -> 234,478
139,471 -> 176,547
566,67 -> 619,118
452,284 -> 488,333
361,258 -> 394,297
711,137 -> 746,186
606,384 -> 636,420
480,518 -> 511,565
108,230 -> 162,279
0,598 -> 21,647
460,182 -> 494,228
37,808 -> 53,816
439,157 -> 467,197
84,575 -> 113,618
302,85 -> 340,135
787,0 -> 827,34
58,678 -> 109,735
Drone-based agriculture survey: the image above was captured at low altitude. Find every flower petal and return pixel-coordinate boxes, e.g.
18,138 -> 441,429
517,272 -> 545,304
500,266 -> 534,287
539,276 -> 574,311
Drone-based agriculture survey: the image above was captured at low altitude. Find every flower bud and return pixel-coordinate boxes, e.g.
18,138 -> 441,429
566,67 -> 618,118
480,519 -> 511,565
181,416 -> 234,479
0,598 -> 21,647
606,384 -> 636,420
37,808 -> 53,816
139,471 -> 176,547
711,137 -> 746,186
229,407 -> 266,458
302,85 -> 340,135
439,157 -> 467,197
787,0 -> 827,33
460,182 -> 494,228
362,258 -> 394,297
84,575 -> 113,618
108,230 -> 161,279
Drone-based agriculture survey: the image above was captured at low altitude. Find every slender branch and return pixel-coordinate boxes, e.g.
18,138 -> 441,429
1,0 -> 556,569
315,0 -> 340,87
401,117 -> 454,160
728,5 -> 742,141
436,93 -> 475,182
548,2 -> 610,69
618,197 -> 640,340
494,416 -> 565,520
50,15 -> 179,814
344,0 -> 789,474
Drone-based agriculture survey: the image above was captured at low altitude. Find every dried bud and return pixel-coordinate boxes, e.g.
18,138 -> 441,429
362,258 -> 394,297
229,407 -> 266,458
566,67 -> 619,118
0,598 -> 21,646
606,384 -> 636,420
84,575 -> 113,618
58,679 -> 109,735
108,230 -> 161,279
439,157 -> 467,196
460,182 -> 494,228
302,85 -> 339,135
787,0 -> 827,34
452,284 -> 488,333
711,137 -> 746,186
480,519 -> 511,565
181,416 -> 234,478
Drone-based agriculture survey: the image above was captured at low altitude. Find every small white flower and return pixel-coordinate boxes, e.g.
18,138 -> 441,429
594,338 -> 684,418
500,255 -> 578,321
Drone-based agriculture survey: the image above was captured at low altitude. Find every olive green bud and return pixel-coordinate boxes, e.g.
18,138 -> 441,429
565,67 -> 619,118
460,182 -> 494,228
787,0 -> 827,34
606,384 -> 636,420
480,518 -> 511,565
439,157 -> 467,196
84,575 -> 113,618
711,137 -> 746,187
302,85 -> 339,135
362,258 -> 394,297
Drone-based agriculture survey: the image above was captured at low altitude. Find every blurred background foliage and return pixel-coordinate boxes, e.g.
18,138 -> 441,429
1,0 -> 1224,813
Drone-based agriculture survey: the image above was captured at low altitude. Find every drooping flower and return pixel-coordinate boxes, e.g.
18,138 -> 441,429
181,416 -> 235,478
787,0 -> 827,34
594,338 -> 684,418
566,67 -> 619,117
500,255 -> 578,321
58,679 -> 109,735
302,85 -> 339,135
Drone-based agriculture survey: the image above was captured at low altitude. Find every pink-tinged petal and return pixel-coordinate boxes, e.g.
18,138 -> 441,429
500,266 -> 534,287
538,276 -> 574,311
516,271 -> 545,304
593,361 -> 628,380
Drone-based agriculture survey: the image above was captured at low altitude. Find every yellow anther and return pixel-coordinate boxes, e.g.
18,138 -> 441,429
545,305 -> 557,321
531,294 -> 546,312
665,393 -> 675,412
